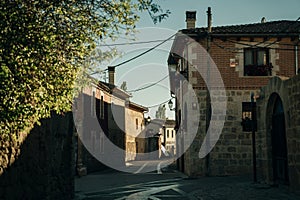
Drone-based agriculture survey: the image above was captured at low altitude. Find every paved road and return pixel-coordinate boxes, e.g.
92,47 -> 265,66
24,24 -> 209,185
75,161 -> 300,200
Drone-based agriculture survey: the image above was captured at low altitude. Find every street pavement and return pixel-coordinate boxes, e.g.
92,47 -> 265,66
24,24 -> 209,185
75,160 -> 300,200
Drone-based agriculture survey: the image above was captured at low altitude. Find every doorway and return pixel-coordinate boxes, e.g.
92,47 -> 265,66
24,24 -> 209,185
271,95 -> 289,184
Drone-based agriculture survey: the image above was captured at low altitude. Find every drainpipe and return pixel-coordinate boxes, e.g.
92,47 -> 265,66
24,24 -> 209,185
205,7 -> 212,177
295,44 -> 298,75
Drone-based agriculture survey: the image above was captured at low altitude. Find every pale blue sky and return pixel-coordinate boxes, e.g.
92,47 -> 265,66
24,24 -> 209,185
99,0 -> 300,119
137,0 -> 300,29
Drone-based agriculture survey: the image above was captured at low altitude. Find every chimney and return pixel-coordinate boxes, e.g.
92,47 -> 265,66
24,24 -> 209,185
207,7 -> 212,33
186,11 -> 196,29
108,66 -> 115,85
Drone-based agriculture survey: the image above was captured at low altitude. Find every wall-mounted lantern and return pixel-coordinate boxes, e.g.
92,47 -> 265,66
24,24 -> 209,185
168,99 -> 175,111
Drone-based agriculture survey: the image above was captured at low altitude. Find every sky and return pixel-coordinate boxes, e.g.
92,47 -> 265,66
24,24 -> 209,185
97,0 -> 300,119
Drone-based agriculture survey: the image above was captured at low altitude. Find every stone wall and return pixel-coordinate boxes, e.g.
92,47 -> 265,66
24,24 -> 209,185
183,89 -> 258,177
256,75 -> 300,193
0,113 -> 74,200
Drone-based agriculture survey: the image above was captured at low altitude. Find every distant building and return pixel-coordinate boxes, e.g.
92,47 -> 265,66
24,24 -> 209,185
125,101 -> 148,161
136,118 -> 163,160
74,67 -> 148,174
159,119 -> 176,156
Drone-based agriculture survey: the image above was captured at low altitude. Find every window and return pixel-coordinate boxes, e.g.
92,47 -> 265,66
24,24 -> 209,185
172,130 -> 174,138
100,96 -> 104,119
244,48 -> 272,76
91,91 -> 96,117
91,130 -> 97,152
100,134 -> 104,154
136,118 -> 138,130
96,98 -> 100,118
241,102 -> 257,132
167,130 -> 169,138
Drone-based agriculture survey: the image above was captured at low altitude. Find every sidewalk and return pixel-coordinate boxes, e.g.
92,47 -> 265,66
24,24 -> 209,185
75,168 -> 300,200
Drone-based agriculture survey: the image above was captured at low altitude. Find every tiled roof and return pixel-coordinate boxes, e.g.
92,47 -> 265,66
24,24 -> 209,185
99,81 -> 131,98
181,20 -> 300,36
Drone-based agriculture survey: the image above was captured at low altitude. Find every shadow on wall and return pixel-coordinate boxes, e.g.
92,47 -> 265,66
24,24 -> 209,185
0,112 -> 75,200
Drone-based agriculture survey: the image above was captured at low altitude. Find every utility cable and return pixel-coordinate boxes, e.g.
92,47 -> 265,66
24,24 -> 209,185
101,38 -> 175,47
112,33 -> 176,68
127,74 -> 169,93
146,98 -> 172,108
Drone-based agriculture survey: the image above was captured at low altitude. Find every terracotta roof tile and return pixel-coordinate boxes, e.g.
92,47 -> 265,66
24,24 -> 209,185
181,20 -> 300,36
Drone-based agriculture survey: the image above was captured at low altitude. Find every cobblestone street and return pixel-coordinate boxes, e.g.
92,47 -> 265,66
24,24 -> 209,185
75,164 -> 300,200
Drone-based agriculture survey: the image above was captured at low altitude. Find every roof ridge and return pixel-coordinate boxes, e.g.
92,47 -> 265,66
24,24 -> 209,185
212,20 -> 299,28
181,19 -> 300,35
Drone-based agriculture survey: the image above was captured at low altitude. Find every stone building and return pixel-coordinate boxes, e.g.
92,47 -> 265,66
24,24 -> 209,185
74,76 -> 130,174
167,9 -> 300,176
136,118 -> 163,160
256,75 -> 300,192
125,101 -> 148,161
159,119 -> 176,156
74,67 -> 148,174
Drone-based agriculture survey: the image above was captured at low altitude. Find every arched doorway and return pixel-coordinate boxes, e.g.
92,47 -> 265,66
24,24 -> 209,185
270,94 -> 289,184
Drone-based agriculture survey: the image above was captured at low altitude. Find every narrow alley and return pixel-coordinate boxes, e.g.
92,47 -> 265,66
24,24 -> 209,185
75,162 -> 300,200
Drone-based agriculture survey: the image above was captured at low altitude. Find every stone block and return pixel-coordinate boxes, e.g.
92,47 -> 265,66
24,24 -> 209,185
224,134 -> 236,140
228,147 -> 236,152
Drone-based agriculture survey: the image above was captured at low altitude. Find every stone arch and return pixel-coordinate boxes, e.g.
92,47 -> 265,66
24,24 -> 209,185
266,92 -> 289,184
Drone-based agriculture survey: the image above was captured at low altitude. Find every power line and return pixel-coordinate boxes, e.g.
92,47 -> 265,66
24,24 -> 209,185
214,17 -> 300,52
113,33 -> 176,68
212,41 -> 243,53
127,74 -> 169,93
225,39 -> 298,51
90,34 -> 176,74
146,98 -> 171,108
101,38 -> 175,47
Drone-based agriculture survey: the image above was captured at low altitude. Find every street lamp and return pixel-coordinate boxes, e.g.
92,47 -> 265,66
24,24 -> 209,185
145,116 -> 151,125
168,99 -> 175,111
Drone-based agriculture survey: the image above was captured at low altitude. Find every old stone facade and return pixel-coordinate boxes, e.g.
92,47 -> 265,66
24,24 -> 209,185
75,80 -> 130,174
168,10 -> 300,177
159,119 -> 176,156
136,119 -> 163,160
75,69 -> 149,173
0,113 -> 74,200
256,75 -> 300,192
125,102 -> 148,161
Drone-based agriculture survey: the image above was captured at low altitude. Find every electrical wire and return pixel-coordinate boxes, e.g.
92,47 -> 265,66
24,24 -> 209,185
101,38 -> 175,47
213,17 -> 300,52
90,34 -> 176,75
224,39 -> 298,51
127,74 -> 169,93
146,98 -> 171,108
212,41 -> 243,53
113,33 -> 176,68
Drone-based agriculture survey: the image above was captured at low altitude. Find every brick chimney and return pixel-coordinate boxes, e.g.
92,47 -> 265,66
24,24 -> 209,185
108,66 -> 115,85
186,11 -> 196,29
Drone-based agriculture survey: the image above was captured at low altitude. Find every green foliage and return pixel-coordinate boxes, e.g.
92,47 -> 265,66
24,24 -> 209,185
0,0 -> 169,138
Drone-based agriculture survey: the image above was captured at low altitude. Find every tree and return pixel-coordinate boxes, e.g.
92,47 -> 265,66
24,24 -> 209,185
155,104 -> 166,120
0,0 -> 169,137
120,81 -> 128,91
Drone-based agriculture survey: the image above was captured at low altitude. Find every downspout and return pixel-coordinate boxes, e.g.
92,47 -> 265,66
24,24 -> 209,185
205,7 -> 212,177
295,44 -> 298,75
